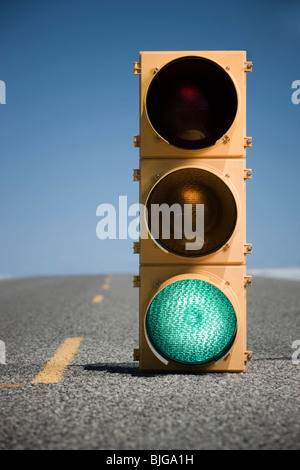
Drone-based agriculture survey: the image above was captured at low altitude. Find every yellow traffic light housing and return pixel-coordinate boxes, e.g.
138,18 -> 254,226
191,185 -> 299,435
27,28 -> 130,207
133,51 -> 253,373
135,51 -> 252,158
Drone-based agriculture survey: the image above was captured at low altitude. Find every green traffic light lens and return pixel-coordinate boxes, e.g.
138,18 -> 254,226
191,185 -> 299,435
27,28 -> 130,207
145,279 -> 237,365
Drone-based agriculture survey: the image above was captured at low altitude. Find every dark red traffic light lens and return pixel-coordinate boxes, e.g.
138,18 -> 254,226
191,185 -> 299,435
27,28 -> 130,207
146,57 -> 238,150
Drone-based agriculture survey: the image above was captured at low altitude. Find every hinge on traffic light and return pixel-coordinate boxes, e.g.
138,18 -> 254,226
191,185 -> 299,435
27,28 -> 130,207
244,169 -> 252,179
133,168 -> 141,181
244,243 -> 252,254
133,135 -> 140,147
133,275 -> 140,288
245,351 -> 253,362
133,241 -> 141,254
244,137 -> 252,147
133,62 -> 141,75
244,275 -> 253,286
222,134 -> 231,143
244,61 -> 253,72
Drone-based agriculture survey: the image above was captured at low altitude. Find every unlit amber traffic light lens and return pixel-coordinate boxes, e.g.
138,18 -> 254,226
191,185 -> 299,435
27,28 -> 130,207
146,57 -> 238,149
147,168 -> 237,257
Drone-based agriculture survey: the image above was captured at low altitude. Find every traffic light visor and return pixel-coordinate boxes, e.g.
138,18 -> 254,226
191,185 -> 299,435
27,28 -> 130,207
146,56 -> 238,149
145,278 -> 237,365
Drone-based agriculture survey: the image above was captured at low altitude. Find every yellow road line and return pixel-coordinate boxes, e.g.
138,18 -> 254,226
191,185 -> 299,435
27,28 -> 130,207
93,294 -> 104,303
102,283 -> 110,290
31,337 -> 83,384
0,383 -> 24,387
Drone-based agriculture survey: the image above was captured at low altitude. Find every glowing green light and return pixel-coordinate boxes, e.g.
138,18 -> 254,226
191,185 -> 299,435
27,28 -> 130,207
145,279 -> 237,365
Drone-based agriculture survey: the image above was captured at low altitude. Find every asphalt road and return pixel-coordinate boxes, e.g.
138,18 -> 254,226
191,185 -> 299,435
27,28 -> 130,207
0,274 -> 299,450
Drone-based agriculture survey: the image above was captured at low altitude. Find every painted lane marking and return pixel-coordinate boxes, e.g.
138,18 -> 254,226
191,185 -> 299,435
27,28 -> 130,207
93,275 -> 112,302
0,383 -> 25,387
31,337 -> 83,384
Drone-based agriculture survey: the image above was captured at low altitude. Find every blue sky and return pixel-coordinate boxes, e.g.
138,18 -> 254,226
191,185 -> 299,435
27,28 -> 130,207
0,0 -> 299,277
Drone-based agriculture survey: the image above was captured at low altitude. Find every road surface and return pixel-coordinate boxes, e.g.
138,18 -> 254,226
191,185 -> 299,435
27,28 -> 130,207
0,274 -> 299,450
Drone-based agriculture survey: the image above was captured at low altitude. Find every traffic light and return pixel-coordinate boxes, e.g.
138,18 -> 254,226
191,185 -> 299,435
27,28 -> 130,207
133,51 -> 253,372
